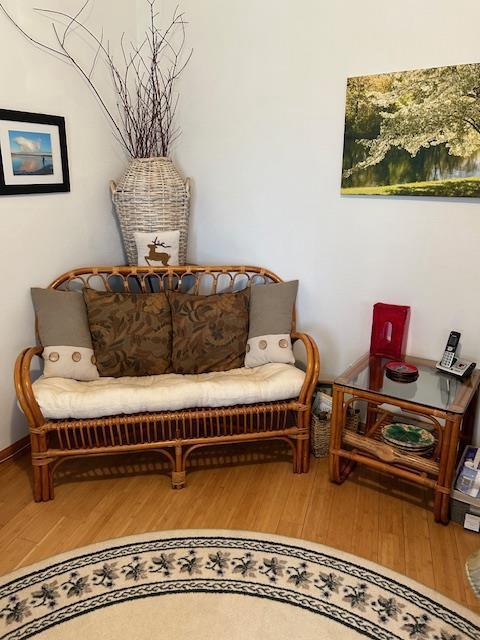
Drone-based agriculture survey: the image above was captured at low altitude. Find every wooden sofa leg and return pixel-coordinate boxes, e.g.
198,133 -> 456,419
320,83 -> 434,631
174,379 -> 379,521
296,438 -> 305,474
33,465 -> 43,502
172,444 -> 186,489
172,470 -> 186,489
41,463 -> 54,501
33,461 -> 54,502
31,431 -> 54,501
292,438 -> 300,473
302,439 -> 311,473
293,435 -> 310,474
31,433 -> 44,502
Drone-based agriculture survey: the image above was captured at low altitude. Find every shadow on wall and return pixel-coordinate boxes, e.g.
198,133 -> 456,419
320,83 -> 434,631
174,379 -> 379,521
108,182 -> 128,265
313,327 -> 338,378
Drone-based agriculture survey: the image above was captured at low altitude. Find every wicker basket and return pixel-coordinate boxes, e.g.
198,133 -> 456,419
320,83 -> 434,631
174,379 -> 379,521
311,411 -> 330,458
111,157 -> 191,265
346,409 -> 361,434
310,408 -> 361,458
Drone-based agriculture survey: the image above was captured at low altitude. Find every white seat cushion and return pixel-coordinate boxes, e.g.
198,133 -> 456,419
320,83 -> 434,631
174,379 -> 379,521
32,363 -> 306,420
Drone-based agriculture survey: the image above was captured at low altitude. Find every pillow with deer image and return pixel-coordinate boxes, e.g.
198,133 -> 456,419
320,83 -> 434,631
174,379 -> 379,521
134,230 -> 181,267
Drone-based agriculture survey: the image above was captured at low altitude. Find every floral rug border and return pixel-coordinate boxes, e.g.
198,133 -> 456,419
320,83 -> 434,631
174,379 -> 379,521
1,534 -> 478,640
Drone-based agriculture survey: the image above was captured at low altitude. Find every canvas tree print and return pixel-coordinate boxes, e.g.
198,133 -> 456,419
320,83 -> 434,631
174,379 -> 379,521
341,63 -> 480,197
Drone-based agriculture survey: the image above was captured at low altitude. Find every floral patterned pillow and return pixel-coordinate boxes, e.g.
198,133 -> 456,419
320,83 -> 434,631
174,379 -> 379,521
168,289 -> 250,374
83,290 -> 172,377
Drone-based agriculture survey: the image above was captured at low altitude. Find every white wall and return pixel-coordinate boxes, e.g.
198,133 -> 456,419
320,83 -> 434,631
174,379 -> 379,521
174,0 -> 480,440
0,1 -> 130,450
2,0 -> 480,450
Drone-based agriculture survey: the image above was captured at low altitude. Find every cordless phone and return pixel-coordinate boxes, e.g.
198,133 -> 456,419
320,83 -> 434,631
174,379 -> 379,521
440,331 -> 460,368
436,331 -> 476,379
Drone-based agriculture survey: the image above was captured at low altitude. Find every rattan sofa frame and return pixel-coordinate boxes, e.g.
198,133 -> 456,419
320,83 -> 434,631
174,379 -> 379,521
15,265 -> 320,502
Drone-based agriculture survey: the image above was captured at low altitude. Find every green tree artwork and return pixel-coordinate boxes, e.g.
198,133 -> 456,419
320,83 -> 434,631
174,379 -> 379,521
341,63 -> 480,197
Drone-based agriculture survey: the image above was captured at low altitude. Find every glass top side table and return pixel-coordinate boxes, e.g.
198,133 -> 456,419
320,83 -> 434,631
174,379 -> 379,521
329,353 -> 480,523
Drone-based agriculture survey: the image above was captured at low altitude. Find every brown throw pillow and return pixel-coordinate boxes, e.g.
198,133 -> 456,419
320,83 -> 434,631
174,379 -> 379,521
83,289 -> 172,377
168,289 -> 250,374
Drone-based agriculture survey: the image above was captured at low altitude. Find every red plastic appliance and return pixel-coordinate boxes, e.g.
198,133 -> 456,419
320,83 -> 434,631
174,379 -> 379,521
370,303 -> 410,361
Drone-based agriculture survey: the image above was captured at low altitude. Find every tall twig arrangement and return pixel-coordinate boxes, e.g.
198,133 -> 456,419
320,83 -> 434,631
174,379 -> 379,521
0,0 -> 192,158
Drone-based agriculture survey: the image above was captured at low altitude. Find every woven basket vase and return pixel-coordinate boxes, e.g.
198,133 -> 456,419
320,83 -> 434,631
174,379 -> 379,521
111,157 -> 191,265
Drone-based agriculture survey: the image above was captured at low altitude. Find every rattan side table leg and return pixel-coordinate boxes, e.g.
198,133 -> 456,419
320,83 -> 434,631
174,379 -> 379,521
439,415 -> 462,524
329,385 -> 345,483
365,402 -> 379,432
459,387 -> 479,465
432,417 -> 451,523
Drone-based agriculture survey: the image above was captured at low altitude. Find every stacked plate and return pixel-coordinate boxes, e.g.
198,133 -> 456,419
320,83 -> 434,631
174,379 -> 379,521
381,423 -> 435,456
385,361 -> 419,383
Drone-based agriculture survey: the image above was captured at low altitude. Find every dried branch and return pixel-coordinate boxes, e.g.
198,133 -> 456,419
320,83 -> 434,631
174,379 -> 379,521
0,0 -> 191,158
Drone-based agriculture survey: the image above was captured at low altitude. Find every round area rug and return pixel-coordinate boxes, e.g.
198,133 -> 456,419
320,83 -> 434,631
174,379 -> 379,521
0,530 -> 478,640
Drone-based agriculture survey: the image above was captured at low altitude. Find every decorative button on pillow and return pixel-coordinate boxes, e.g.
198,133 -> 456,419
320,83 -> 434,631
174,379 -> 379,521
134,230 -> 180,266
245,280 -> 298,368
31,288 -> 100,381
83,290 -> 172,377
168,289 -> 250,374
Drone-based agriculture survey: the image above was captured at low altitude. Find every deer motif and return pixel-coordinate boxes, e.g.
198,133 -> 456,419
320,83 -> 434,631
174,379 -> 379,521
145,237 -> 172,266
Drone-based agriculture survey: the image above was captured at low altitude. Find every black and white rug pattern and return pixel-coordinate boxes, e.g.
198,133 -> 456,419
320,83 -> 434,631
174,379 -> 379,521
0,531 -> 478,640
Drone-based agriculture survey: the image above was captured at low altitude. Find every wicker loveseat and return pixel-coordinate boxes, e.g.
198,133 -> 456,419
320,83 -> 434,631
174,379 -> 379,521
15,265 -> 319,501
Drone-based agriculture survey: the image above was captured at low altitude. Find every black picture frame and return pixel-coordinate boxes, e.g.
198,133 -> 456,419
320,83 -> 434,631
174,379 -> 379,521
0,108 -> 70,195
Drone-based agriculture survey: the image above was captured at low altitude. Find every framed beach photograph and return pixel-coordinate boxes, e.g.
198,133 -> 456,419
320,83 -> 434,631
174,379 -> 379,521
341,62 -> 480,198
0,109 -> 70,195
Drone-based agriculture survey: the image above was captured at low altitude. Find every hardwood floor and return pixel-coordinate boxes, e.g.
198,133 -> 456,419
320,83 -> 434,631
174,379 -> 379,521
1,443 -> 479,613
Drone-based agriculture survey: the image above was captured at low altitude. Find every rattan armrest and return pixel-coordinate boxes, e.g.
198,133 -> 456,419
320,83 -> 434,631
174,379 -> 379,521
14,346 -> 45,429
292,332 -> 320,405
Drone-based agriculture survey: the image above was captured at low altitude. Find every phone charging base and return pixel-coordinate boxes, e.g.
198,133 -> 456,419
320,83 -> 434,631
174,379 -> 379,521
436,359 -> 476,379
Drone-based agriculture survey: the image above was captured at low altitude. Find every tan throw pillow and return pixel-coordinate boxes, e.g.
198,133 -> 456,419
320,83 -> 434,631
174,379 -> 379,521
245,281 -> 298,368
83,290 -> 172,377
31,288 -> 99,381
168,289 -> 250,374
